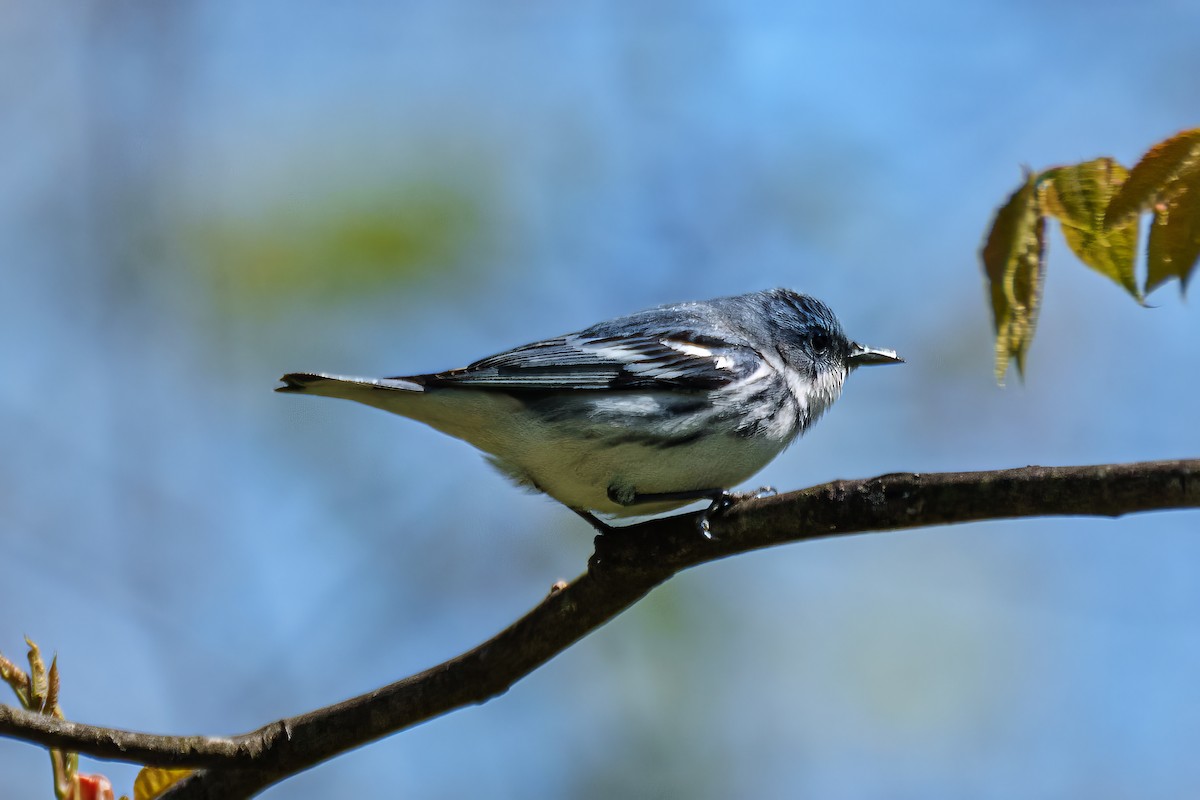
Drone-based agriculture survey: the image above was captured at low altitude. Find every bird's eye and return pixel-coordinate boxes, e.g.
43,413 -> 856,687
809,331 -> 831,353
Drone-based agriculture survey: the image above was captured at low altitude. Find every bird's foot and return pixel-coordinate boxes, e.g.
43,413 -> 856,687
697,486 -> 777,539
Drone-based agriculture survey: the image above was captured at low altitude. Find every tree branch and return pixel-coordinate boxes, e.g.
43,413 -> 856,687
3,459 -> 1198,799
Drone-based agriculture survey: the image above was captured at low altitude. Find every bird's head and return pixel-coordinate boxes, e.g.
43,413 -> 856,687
760,289 -> 903,421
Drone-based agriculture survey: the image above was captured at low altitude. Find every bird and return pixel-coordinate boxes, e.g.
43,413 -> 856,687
277,288 -> 901,534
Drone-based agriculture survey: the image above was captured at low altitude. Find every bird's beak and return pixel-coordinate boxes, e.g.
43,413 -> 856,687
847,342 -> 903,367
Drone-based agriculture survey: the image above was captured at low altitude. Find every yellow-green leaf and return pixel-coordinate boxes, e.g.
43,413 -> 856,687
1147,168 -> 1200,295
133,767 -> 193,800
1039,158 -> 1140,298
981,171 -> 1046,382
1105,127 -> 1200,228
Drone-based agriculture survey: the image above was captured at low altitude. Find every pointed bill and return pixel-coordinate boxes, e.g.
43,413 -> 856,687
847,342 -> 903,367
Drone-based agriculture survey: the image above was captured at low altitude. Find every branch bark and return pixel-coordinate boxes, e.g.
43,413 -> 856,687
3,459 -> 1198,799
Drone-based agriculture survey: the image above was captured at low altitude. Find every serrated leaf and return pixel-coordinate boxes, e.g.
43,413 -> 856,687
1105,127 -> 1200,227
1147,168 -> 1200,295
981,172 -> 1046,383
1039,158 -> 1140,299
133,768 -> 193,800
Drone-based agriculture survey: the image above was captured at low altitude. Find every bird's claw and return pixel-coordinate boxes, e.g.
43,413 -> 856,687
697,486 -> 776,539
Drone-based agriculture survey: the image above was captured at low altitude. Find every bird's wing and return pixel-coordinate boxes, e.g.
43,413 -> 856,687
415,331 -> 764,391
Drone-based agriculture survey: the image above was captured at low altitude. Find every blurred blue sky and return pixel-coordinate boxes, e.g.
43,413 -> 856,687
3,2 -> 1200,798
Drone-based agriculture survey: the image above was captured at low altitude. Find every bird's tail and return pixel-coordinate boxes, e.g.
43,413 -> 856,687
279,371 -> 521,451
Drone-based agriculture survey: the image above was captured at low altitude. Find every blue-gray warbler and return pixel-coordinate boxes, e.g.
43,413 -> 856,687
278,289 -> 901,533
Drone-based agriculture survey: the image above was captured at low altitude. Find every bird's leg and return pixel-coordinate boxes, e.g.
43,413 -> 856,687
621,487 -> 728,505
608,486 -> 778,540
569,506 -> 619,535
523,470 -> 618,536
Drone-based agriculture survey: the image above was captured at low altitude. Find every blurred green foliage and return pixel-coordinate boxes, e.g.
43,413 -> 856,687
190,177 -> 488,314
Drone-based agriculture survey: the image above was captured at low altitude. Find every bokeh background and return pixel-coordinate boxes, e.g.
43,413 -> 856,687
4,2 -> 1200,798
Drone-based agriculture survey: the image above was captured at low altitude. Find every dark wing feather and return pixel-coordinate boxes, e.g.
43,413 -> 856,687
416,331 -> 763,392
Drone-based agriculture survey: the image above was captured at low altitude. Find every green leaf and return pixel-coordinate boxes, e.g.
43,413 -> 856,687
981,171 -> 1046,383
1039,158 -> 1140,299
1104,127 -> 1200,228
1146,168 -> 1200,295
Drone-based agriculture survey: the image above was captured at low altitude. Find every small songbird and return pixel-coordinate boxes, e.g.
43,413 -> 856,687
278,289 -> 901,533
